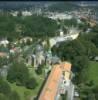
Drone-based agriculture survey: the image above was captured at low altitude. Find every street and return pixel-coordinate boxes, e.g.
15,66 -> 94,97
66,82 -> 75,100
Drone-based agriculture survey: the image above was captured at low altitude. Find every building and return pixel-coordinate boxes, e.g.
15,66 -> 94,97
94,56 -> 98,61
0,52 -> 9,58
19,37 -> 33,44
49,26 -> 80,48
0,39 -> 9,47
10,47 -> 22,54
10,11 -> 18,16
47,12 -> 72,20
28,44 -> 45,68
22,10 -> 32,16
39,62 -> 72,100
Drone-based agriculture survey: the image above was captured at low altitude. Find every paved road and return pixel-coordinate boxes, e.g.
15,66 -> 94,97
66,82 -> 74,100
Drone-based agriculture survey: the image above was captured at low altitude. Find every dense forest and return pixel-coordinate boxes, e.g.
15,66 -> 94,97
0,12 -> 58,41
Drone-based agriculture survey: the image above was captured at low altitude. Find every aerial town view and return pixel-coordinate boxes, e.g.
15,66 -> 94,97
0,1 -> 98,100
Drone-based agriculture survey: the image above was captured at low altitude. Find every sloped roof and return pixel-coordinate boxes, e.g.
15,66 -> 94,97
39,62 -> 71,100
0,52 -> 8,57
60,62 -> 71,72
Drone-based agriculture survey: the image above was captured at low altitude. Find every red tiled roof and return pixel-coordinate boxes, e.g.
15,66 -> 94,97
39,62 -> 71,100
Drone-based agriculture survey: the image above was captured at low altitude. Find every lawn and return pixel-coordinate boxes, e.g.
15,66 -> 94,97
7,66 -> 45,100
8,82 -> 33,100
87,61 -> 98,86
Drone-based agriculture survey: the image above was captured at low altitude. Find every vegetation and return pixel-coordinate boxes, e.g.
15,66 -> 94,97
52,24 -> 98,84
6,60 -> 45,100
92,33 -> 98,48
26,77 -> 37,89
51,22 -> 98,99
87,61 -> 98,86
0,57 -> 8,68
0,13 -> 58,41
22,15 -> 58,37
64,18 -> 78,27
7,61 -> 29,85
48,2 -> 80,12
7,61 -> 38,89
76,61 -> 98,100
35,64 -> 44,75
0,77 -> 20,100
0,9 -> 98,100
60,93 -> 67,100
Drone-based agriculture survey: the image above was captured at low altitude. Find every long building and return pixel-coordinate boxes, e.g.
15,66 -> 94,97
39,62 -> 72,100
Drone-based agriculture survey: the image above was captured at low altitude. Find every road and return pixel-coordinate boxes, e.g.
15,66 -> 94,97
66,82 -> 74,100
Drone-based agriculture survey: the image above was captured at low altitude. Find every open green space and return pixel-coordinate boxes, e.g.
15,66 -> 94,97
8,82 -> 33,100
87,61 -> 98,86
7,66 -> 45,100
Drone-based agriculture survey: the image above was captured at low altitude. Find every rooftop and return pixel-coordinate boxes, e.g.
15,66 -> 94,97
39,62 -> 71,100
0,52 -> 8,57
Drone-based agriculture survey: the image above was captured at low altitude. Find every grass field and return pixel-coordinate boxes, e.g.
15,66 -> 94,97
87,61 -> 98,86
7,67 -> 45,100
9,82 -> 33,100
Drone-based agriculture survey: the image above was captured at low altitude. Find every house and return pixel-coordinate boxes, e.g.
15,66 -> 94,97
10,11 -> 18,16
27,44 -> 45,68
94,56 -> 98,61
22,10 -> 32,16
10,47 -> 22,54
0,39 -> 9,47
0,52 -> 9,58
46,55 -> 61,65
39,62 -> 72,100
35,44 -> 45,66
19,37 -> 33,44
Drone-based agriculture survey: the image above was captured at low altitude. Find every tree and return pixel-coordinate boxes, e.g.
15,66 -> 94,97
92,33 -> 98,48
93,86 -> 98,100
7,61 -> 29,86
0,93 -> 7,100
9,91 -> 20,100
35,65 -> 43,75
61,92 -> 67,100
0,77 -> 11,96
26,77 -> 37,89
17,11 -> 22,17
51,39 -> 90,84
0,57 -> 8,68
64,18 -> 77,27
80,39 -> 98,57
92,24 -> 98,33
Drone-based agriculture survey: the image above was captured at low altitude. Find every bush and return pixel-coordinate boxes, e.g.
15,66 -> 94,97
9,91 -> 20,100
0,78 -> 11,95
7,61 -> 30,86
0,93 -> 7,100
35,65 -> 43,75
26,77 -> 37,89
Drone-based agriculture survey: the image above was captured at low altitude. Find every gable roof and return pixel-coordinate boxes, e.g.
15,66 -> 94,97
39,62 -> 71,100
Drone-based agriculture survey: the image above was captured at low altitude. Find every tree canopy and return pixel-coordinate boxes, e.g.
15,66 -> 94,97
7,61 -> 29,85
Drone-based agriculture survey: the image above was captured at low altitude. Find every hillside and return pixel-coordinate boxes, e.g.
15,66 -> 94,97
47,2 -> 80,12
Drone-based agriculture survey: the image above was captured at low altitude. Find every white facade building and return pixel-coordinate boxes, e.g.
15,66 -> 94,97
0,39 -> 9,47
49,27 -> 80,48
48,13 -> 73,20
22,11 -> 32,16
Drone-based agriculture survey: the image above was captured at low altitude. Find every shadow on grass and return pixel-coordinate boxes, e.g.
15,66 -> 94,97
34,71 -> 50,100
